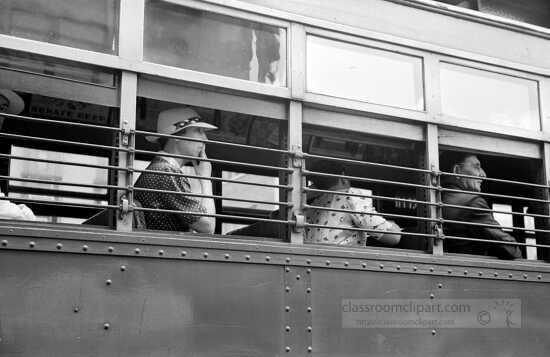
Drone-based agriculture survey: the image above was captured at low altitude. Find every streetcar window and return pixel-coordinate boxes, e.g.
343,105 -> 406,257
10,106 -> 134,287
0,0 -> 119,54
440,63 -> 540,131
303,125 -> 427,251
306,36 -> 424,110
134,97 -> 288,238
144,0 -> 287,85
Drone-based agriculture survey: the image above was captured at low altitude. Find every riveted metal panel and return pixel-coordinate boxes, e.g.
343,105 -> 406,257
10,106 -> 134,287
310,268 -> 550,357
0,250 -> 284,357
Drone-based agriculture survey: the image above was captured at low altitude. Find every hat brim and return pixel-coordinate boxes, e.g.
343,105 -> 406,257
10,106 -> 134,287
145,122 -> 218,143
0,89 -> 24,115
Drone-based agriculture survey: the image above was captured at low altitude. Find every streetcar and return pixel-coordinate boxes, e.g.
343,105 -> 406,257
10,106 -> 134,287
1,0 -> 550,356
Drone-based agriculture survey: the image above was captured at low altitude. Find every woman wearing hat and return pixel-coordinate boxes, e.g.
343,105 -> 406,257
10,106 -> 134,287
135,107 -> 217,233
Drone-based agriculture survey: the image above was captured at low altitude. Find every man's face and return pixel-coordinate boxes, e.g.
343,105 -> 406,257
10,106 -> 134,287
455,155 -> 486,192
176,126 -> 208,157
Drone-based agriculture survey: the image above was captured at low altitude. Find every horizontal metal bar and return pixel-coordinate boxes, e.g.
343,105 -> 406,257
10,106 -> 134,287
304,222 -> 436,238
441,187 -> 549,204
134,149 -> 292,172
134,130 -> 291,155
440,170 -> 549,189
0,132 -> 127,152
131,167 -> 292,190
444,234 -> 550,250
442,202 -> 550,220
303,152 -> 432,174
303,204 -> 437,222
0,175 -> 125,192
132,186 -> 292,207
303,169 -> 433,189
0,196 -> 117,210
442,218 -> 550,234
303,187 -> 434,206
133,206 -> 294,225
0,153 -> 126,172
1,112 -> 120,132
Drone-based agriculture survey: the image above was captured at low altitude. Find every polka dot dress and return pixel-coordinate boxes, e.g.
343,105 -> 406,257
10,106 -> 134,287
305,187 -> 391,246
134,157 -> 206,231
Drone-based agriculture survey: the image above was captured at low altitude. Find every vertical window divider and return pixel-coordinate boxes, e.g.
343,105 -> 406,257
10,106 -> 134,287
117,71 -> 138,232
427,123 -> 444,255
119,0 -> 145,61
540,142 -> 550,260
288,101 -> 304,244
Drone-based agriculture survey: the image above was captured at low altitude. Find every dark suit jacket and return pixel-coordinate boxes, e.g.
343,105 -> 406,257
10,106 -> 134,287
442,184 -> 522,259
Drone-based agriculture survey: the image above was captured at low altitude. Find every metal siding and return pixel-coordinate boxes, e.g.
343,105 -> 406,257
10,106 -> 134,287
0,250 -> 284,357
310,268 -> 550,356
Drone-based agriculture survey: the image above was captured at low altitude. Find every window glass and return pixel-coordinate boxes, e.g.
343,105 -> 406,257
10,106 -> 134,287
144,0 -> 286,85
440,63 -> 540,130
9,147 -> 108,195
306,36 -> 424,110
0,0 -> 119,53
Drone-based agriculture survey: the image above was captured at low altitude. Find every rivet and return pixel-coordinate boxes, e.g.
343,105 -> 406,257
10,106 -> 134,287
396,265 -> 401,270
429,293 -> 435,299
82,245 -> 89,251
413,266 -> 417,271
296,274 -> 301,280
307,306 -> 312,312
379,264 -> 384,269
29,241 -> 35,248
108,246 -> 114,253
181,250 -> 187,257
103,322 -> 110,330
537,275 -> 542,280
56,243 -> 63,250
362,262 -> 367,268
134,248 -> 140,254
306,288 -> 311,293
73,307 -> 79,313
307,326 -> 312,332
285,325 -> 291,332
285,346 -> 291,353
478,271 -> 483,276
438,283 -> 443,289
1,240 -> 7,247
429,267 -> 434,272
523,274 -> 528,279
285,306 -> 290,312
464,270 -> 468,275
306,268 -> 311,274
224,254 -> 230,259
508,273 -> 513,278
344,261 -> 349,267
265,256 -> 271,262
431,329 -> 436,336
120,265 -> 127,271
158,250 -> 164,256
494,272 -> 499,277
448,269 -> 452,274
245,255 -> 251,261
285,267 -> 291,273
285,286 -> 290,292
306,259 -> 311,264
325,260 -> 330,266
203,252 -> 209,258
285,257 -> 291,263
308,346 -> 312,353
106,279 -> 112,286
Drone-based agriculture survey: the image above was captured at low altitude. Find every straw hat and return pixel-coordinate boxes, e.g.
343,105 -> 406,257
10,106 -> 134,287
146,107 -> 217,142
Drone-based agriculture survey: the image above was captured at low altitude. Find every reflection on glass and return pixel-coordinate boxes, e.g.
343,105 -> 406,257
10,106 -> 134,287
0,0 -> 118,53
0,49 -> 116,86
222,172 -> 278,211
144,0 -> 286,85
9,147 -> 108,195
306,36 -> 424,110
441,63 -> 540,130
